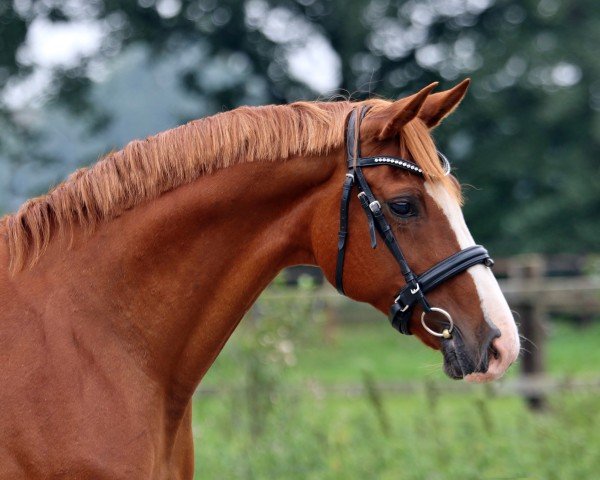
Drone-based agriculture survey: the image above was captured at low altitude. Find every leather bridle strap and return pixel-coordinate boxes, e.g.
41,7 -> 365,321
335,106 -> 368,295
335,105 -> 428,308
335,173 -> 354,295
335,106 -> 494,336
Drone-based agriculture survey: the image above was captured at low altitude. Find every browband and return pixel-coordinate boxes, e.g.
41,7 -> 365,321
335,106 -> 494,336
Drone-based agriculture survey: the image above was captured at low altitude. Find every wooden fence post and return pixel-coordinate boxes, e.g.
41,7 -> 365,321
512,255 -> 548,411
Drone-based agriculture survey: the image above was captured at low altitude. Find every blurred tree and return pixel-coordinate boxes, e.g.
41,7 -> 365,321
0,0 -> 598,254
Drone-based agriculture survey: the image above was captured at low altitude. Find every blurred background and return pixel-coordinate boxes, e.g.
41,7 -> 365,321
1,0 -> 599,478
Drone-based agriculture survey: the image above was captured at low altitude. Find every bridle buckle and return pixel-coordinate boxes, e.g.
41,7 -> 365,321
368,200 -> 381,213
393,293 -> 410,313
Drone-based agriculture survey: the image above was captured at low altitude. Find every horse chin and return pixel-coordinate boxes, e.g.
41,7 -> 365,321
440,332 -> 478,380
464,356 -> 507,383
442,360 -> 465,380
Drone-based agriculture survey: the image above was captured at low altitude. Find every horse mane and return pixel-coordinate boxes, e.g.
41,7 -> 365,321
2,99 -> 457,271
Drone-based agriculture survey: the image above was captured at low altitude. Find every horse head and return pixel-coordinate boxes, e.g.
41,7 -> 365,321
313,80 -> 520,381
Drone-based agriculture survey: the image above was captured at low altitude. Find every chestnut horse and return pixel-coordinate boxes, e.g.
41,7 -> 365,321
0,80 -> 519,479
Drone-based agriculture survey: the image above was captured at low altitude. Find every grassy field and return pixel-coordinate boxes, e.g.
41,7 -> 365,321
193,294 -> 600,479
202,315 -> 600,386
193,391 -> 599,479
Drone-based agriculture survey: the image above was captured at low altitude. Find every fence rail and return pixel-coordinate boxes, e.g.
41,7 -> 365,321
495,254 -> 599,409
197,375 -> 600,398
278,254 -> 600,410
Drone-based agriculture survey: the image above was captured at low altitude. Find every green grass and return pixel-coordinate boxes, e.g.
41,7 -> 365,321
193,391 -> 600,479
202,317 -> 600,387
193,297 -> 600,479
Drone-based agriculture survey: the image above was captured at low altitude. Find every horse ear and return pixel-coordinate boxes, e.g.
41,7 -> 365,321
418,78 -> 470,128
376,82 -> 439,140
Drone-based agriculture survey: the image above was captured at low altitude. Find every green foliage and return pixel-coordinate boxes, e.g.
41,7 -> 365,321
216,275 -> 325,439
1,0 -> 598,253
194,386 -> 600,479
205,313 -> 600,387
195,291 -> 600,479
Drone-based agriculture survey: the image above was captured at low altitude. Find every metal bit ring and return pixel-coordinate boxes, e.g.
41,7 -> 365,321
421,307 -> 454,338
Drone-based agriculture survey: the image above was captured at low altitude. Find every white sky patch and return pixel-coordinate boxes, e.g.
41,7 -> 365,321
3,18 -> 105,110
2,69 -> 53,110
5,3 -> 341,109
17,18 -> 104,69
551,62 -> 582,87
156,0 -> 182,19
246,2 -> 341,94
287,36 -> 341,94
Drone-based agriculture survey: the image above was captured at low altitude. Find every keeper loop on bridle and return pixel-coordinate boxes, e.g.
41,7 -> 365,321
335,106 -> 494,337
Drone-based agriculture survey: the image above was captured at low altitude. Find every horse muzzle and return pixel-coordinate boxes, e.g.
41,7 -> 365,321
440,325 -> 501,380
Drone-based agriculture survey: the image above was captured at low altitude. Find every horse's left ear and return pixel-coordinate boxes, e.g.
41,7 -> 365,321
375,82 -> 439,140
418,78 -> 471,128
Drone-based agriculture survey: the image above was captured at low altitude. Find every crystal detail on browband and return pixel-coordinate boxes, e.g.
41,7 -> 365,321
373,157 -> 423,174
372,153 -> 452,177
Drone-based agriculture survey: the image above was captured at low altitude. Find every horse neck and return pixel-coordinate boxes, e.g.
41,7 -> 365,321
26,152 -> 340,400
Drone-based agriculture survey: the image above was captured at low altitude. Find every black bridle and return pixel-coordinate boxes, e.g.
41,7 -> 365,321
335,106 -> 494,337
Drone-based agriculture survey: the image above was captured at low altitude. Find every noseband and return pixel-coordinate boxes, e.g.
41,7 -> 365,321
335,106 -> 494,337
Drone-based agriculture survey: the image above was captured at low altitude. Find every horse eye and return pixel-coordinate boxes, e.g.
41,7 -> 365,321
389,201 -> 415,218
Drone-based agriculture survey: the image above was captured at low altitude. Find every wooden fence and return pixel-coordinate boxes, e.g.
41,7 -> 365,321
280,253 -> 600,409
495,254 -> 600,409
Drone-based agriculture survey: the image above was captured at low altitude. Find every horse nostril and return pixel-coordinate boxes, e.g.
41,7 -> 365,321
489,343 -> 500,361
480,330 -> 501,373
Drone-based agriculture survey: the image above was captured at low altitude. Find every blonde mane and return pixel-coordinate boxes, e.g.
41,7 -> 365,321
2,99 -> 457,271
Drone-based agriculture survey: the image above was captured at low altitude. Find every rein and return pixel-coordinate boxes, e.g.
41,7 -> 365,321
335,106 -> 494,338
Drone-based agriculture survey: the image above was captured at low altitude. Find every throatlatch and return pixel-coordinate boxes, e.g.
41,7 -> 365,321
335,106 -> 494,337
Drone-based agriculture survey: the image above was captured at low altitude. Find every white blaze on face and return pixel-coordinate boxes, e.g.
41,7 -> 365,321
424,182 -> 520,382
